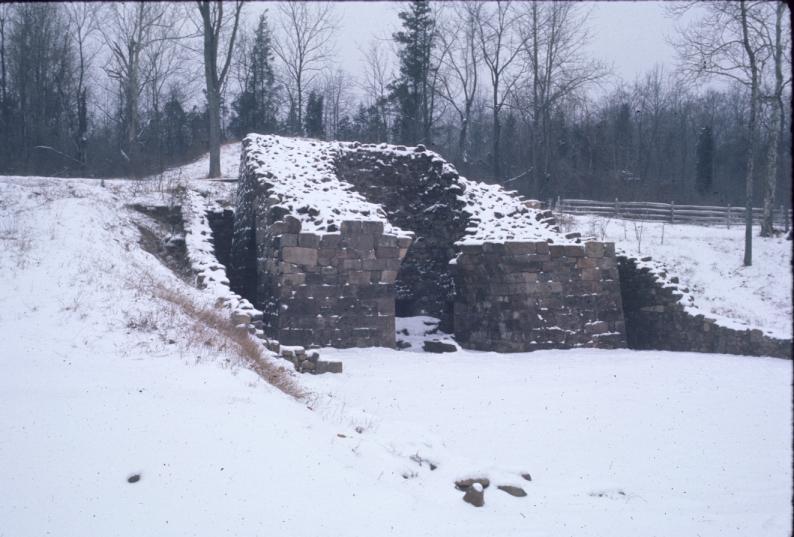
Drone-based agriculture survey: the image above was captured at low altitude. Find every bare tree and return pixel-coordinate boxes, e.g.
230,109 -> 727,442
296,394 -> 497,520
0,4 -> 10,161
143,10 -> 196,170
738,0 -> 761,265
197,0 -> 243,178
322,68 -> 353,140
0,5 -> 8,108
99,2 -> 175,170
66,2 -> 102,171
231,18 -> 253,97
360,38 -> 394,139
272,1 -> 338,133
475,0 -> 526,181
758,2 -> 791,236
671,0 -> 769,265
436,2 -> 480,162
518,2 -> 608,197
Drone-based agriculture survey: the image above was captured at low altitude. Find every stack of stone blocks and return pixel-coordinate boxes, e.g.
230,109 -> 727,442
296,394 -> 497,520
254,209 -> 411,348
453,239 -> 626,352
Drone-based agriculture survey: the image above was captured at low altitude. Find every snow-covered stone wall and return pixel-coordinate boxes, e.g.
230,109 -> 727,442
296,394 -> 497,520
618,256 -> 791,358
231,134 -> 626,352
231,135 -> 412,348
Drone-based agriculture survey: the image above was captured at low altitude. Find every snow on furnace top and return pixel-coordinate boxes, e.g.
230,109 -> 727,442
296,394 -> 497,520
457,178 -> 571,245
336,139 -> 572,245
244,134 -> 573,246
242,134 -> 411,238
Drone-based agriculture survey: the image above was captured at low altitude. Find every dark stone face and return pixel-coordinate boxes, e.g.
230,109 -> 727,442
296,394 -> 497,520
452,241 -> 627,352
334,149 -> 470,331
206,208 -> 235,277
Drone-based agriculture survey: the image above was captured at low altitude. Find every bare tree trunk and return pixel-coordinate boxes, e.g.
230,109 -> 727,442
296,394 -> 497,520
761,104 -> 780,236
530,4 -> 540,195
206,81 -> 221,177
492,88 -> 501,180
0,10 -> 6,106
200,6 -> 221,178
77,89 -> 87,173
296,75 -> 302,132
761,2 -> 784,237
126,47 -> 139,172
198,0 -> 243,178
458,114 -> 469,162
740,0 -> 758,266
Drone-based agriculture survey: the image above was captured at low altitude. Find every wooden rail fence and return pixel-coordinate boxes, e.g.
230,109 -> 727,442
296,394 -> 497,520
555,198 -> 792,230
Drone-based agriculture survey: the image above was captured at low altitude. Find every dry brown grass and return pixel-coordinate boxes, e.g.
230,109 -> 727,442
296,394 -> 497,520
149,282 -> 306,400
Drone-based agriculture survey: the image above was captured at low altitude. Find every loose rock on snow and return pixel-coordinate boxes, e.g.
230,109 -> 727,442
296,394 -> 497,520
462,483 -> 485,507
422,340 -> 457,353
455,477 -> 490,491
497,485 -> 527,497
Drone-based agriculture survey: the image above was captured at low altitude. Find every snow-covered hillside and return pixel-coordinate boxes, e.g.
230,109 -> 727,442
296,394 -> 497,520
1,148 -> 791,537
566,214 -> 793,339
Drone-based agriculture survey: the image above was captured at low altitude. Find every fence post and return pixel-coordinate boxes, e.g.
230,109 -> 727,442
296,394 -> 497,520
670,201 -> 675,224
786,206 -> 790,233
614,198 -> 619,218
727,204 -> 731,229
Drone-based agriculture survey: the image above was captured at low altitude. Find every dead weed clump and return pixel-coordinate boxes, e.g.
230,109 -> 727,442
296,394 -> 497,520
0,213 -> 34,268
151,282 -> 306,400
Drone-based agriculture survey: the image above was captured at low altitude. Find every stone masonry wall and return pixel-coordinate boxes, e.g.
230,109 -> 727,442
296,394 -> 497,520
618,256 -> 792,359
232,134 -> 623,354
335,144 -> 469,330
233,147 -> 411,348
453,241 -> 626,352
206,209 -> 234,274
228,155 -> 258,303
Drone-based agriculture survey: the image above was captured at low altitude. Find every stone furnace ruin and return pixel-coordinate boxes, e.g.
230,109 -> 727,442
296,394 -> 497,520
227,134 -> 629,352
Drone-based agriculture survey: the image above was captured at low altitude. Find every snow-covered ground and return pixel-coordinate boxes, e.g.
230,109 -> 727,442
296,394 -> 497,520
304,347 -> 792,536
566,214 -> 793,339
1,149 -> 791,537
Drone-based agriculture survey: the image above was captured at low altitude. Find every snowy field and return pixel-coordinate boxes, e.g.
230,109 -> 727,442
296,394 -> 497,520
1,155 -> 792,536
567,214 -> 793,339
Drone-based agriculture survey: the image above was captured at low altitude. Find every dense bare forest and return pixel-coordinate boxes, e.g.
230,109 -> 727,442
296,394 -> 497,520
0,1 -> 789,215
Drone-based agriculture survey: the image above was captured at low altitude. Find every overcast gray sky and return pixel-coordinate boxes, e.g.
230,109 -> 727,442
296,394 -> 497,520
336,1 -> 683,80
247,1 -> 703,96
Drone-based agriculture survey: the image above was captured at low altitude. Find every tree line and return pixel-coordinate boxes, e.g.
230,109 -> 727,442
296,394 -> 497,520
0,1 -> 789,250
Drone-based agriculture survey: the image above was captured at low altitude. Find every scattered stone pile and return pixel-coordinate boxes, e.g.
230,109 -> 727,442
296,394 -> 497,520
455,475 -> 531,508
